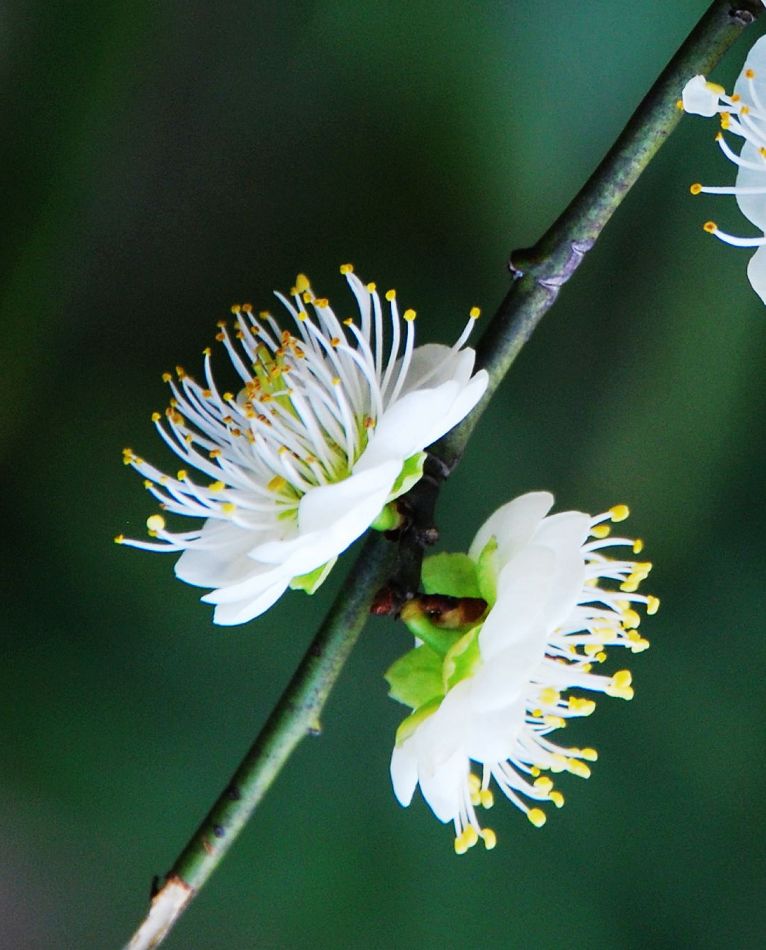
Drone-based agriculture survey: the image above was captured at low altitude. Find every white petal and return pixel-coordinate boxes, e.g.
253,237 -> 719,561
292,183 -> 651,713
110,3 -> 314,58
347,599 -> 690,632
210,580 -> 289,626
355,381 -> 461,469
478,544 -> 555,665
399,344 -> 475,394
390,743 -> 419,807
735,141 -> 766,231
248,460 -> 400,575
734,35 -> 766,103
468,491 -> 554,565
417,745 -> 468,824
747,244 -> 766,304
682,75 -> 720,117
174,521 -> 273,589
532,511 -> 590,629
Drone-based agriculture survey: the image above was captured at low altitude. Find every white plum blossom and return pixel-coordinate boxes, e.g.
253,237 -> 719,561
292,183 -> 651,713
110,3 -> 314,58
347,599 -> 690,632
682,36 -> 766,303
388,492 -> 657,854
117,266 -> 488,625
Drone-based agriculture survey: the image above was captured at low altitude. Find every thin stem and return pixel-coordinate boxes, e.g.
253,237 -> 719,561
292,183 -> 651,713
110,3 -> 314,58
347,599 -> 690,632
126,534 -> 394,949
125,2 -> 760,946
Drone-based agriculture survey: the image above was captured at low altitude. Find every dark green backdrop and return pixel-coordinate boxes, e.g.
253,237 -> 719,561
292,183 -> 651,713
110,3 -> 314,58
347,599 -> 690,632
4,2 -> 765,947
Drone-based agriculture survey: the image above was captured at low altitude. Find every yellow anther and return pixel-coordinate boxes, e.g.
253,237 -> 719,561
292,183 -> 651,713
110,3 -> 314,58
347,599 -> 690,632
295,273 -> 310,294
343,317 -> 354,326
143,479 -> 152,489
469,306 -> 481,319
543,715 -> 566,728
579,747 -> 598,762
470,789 -> 481,807
549,755 -> 567,773
549,791 -> 565,808
267,475 -> 287,492
366,282 -> 377,292
534,776 -> 553,794
527,808 -> 547,828
242,302 -> 253,313
675,98 -> 684,110
315,297 -> 329,308
530,766 -> 541,777
731,93 -> 741,103
176,469 -> 188,480
606,684 -> 635,700
339,263 -> 354,275
208,481 -> 225,492
569,697 -> 596,716
633,538 -> 644,554
385,289 -> 396,301
613,669 -> 632,689
467,773 -> 481,793
539,686 -> 560,706
221,502 -> 236,514
114,534 -> 125,544
622,608 -> 641,629
746,68 -> 756,79
741,104 -> 751,115
690,183 -> 703,195
720,112 -> 731,129
704,220 -> 718,234
202,346 -> 212,357
480,828 -> 497,850
403,308 -> 416,321
301,291 -> 313,304
222,391 -> 234,401
230,304 -> 241,315
596,651 -> 607,663
209,448 -> 221,459
454,833 -> 469,856
479,789 -> 494,809
330,337 -> 341,348
584,643 -> 601,657
566,758 -> 591,779
630,637 -> 651,654
761,147 -> 766,158
297,310 -> 308,322
464,825 -> 479,848
706,81 -> 725,95
582,663 -> 593,673
150,411 -> 161,423
590,523 -> 611,539
161,372 -> 173,383
609,504 -> 630,522
146,514 -> 165,533
646,595 -> 660,615
331,376 -> 341,386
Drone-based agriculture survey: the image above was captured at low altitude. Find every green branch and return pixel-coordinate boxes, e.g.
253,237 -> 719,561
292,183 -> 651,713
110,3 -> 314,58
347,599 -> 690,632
125,3 -> 760,947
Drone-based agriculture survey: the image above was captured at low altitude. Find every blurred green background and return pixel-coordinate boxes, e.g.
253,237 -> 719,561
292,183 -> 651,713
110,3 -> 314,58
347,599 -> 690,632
4,1 -> 766,947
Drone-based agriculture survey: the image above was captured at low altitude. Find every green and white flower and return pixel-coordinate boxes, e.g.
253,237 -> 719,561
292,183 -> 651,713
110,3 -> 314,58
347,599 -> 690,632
387,492 -> 656,853
117,267 -> 487,625
683,36 -> 766,302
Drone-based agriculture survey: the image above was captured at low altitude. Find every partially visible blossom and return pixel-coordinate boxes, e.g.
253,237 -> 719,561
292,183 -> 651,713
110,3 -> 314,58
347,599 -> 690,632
387,492 -> 656,853
682,37 -> 766,303
117,267 -> 488,625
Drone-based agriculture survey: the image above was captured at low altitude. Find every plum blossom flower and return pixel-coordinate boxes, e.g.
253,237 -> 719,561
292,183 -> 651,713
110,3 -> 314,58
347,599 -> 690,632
682,36 -> 766,303
117,267 -> 488,625
387,492 -> 657,853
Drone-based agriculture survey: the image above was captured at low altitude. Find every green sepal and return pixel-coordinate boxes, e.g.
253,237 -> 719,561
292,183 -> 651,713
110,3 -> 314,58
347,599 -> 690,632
443,626 -> 482,692
422,551 -> 482,599
371,502 -> 400,532
385,644 -> 446,710
387,451 -> 427,502
400,611 -> 462,657
289,557 -> 337,594
394,696 -> 443,747
476,536 -> 499,606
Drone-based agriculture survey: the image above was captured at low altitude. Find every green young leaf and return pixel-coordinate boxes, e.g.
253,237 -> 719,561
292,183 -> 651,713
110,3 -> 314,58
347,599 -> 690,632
422,552 -> 482,598
289,557 -> 337,594
476,536 -> 499,605
370,502 -> 400,532
387,451 -> 427,502
394,696 -> 443,747
385,643 -> 446,710
443,626 -> 482,692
